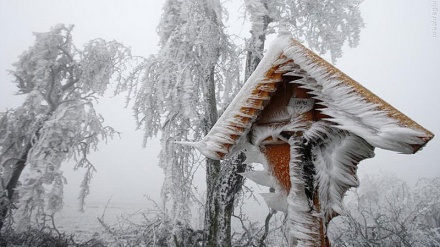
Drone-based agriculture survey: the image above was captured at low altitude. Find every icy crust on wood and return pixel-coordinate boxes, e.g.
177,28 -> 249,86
186,41 -> 291,160
309,124 -> 375,222
240,119 -> 308,196
243,126 -> 375,245
287,137 -> 323,246
187,36 -> 432,160
284,128 -> 374,246
277,36 -> 433,153
241,145 -> 290,213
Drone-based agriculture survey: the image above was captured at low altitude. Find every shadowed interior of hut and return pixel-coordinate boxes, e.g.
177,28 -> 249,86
252,75 -> 325,192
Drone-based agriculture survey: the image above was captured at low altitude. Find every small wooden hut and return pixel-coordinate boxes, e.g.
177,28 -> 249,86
184,36 -> 434,246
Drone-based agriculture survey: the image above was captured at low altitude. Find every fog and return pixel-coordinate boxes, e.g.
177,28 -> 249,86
0,0 -> 439,210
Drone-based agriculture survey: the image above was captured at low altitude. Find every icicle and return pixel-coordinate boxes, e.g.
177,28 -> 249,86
276,35 -> 431,154
309,127 -> 375,222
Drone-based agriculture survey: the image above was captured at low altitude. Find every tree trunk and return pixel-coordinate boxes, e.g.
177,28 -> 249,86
202,29 -> 248,246
203,7 -> 272,246
245,3 -> 272,80
204,153 -> 246,247
202,62 -> 222,246
204,158 -> 221,247
287,142 -> 329,246
0,142 -> 32,230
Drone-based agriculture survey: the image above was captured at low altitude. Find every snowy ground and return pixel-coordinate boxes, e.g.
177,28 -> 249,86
53,192 -> 270,244
55,201 -> 150,243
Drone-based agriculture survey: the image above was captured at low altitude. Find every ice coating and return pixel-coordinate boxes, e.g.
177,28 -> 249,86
185,36 -> 433,160
179,36 -> 434,246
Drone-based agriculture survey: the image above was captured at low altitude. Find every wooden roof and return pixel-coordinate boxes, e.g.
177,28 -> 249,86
188,36 -> 434,160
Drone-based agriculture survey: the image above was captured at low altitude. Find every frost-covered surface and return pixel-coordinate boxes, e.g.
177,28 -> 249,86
188,41 -> 289,159
287,136 -> 321,246
241,125 -> 376,245
310,125 -> 375,222
130,0 -> 242,242
329,176 -> 440,246
244,0 -> 365,63
188,36 -> 433,245
239,125 -> 376,245
191,36 -> 432,161
55,202 -> 145,242
139,1 -> 369,245
280,36 -> 433,153
0,24 -> 130,231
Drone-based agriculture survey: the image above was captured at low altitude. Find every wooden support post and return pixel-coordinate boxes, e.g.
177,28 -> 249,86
257,80 -> 330,246
287,136 -> 329,247
289,83 -> 329,246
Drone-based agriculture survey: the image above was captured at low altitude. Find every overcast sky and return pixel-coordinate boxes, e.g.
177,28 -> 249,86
0,0 -> 439,209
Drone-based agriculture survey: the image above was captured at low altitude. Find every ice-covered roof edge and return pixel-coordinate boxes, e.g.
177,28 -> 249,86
280,36 -> 433,153
183,36 -> 433,159
183,38 -> 291,160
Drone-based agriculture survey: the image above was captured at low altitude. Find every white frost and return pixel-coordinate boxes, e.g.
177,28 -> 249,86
188,36 -> 431,159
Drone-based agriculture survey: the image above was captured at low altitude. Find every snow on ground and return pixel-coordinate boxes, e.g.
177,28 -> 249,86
55,201 -> 151,242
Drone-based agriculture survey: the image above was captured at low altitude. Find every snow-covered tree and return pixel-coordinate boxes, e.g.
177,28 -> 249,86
0,24 -> 131,231
128,0 -> 241,245
244,0 -> 364,64
329,175 -> 440,246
